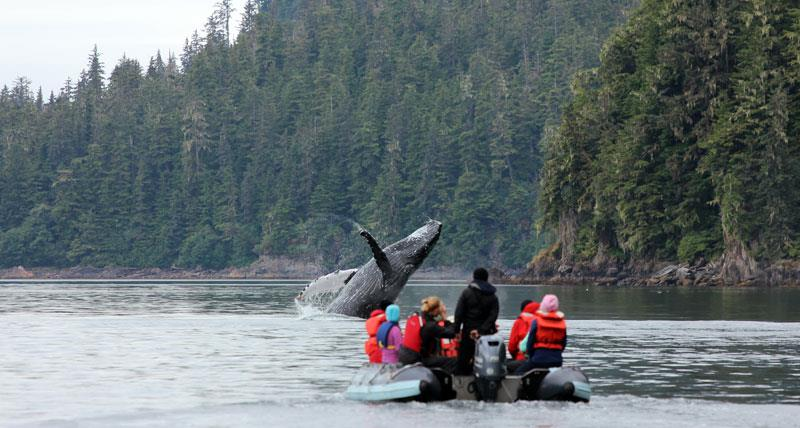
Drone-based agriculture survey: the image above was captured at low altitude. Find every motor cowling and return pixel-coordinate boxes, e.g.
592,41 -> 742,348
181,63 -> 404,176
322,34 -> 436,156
473,334 -> 506,401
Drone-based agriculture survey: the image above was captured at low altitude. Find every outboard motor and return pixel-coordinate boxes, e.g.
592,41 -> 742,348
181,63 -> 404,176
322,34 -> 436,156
473,334 -> 506,401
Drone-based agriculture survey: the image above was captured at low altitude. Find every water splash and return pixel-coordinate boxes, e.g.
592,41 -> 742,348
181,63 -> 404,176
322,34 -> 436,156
295,298 -> 359,321
295,298 -> 326,319
295,269 -> 358,311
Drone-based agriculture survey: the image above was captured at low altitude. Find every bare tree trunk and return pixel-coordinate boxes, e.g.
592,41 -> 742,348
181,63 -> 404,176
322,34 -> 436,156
558,209 -> 577,263
721,230 -> 760,284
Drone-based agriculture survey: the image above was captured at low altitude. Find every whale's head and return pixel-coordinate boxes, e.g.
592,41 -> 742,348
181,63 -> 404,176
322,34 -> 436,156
386,219 -> 442,276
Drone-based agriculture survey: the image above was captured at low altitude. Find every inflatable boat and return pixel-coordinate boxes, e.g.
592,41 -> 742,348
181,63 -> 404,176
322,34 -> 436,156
344,335 -> 591,403
344,363 -> 452,402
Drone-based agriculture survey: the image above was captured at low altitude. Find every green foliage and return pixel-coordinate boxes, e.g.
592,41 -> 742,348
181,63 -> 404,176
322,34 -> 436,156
0,205 -> 66,267
177,225 -> 228,270
0,0 -> 635,270
541,0 -> 800,271
574,226 -> 599,261
677,231 -> 721,264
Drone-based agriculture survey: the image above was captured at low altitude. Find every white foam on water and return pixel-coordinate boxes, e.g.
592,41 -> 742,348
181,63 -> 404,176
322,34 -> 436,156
295,298 -> 326,319
295,298 -> 357,321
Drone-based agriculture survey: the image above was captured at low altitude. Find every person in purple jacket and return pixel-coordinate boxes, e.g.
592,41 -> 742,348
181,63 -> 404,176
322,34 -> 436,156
377,304 -> 403,364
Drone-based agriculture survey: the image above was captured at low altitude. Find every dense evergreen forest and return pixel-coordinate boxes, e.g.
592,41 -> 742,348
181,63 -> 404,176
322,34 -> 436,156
0,0 -> 635,271
540,0 -> 800,283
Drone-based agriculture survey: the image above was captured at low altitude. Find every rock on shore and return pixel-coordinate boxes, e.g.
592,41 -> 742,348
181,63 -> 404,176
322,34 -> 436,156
513,250 -> 800,287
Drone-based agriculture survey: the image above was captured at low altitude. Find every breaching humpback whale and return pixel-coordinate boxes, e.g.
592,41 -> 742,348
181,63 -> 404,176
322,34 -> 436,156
296,220 -> 442,318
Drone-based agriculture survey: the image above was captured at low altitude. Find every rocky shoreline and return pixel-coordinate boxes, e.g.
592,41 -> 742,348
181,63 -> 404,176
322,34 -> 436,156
4,258 -> 798,287
509,262 -> 722,287
0,260 -> 471,281
0,256 -> 322,280
511,253 -> 800,287
0,265 -> 288,280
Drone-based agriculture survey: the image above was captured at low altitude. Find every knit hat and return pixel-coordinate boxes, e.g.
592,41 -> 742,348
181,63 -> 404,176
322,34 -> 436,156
540,294 -> 559,313
385,304 -> 400,322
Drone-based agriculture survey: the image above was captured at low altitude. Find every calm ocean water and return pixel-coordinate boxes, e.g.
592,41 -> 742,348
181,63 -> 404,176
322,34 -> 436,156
1,280 -> 799,427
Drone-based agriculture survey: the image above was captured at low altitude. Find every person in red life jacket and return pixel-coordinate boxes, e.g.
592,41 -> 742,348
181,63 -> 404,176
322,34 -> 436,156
398,309 -> 425,365
453,268 -> 499,375
364,300 -> 392,363
418,296 -> 458,373
376,304 -> 403,364
508,299 -> 540,361
515,294 -> 567,374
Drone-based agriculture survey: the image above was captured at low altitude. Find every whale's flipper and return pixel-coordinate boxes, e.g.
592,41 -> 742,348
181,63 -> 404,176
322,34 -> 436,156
360,229 -> 391,278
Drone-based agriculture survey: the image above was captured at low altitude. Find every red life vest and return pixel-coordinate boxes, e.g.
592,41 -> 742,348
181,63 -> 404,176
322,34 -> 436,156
438,320 -> 459,358
513,312 -> 535,360
401,312 -> 425,353
364,309 -> 386,363
533,311 -> 566,351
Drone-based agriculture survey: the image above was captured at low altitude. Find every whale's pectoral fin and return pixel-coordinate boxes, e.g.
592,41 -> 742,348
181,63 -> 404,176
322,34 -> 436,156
360,229 -> 391,279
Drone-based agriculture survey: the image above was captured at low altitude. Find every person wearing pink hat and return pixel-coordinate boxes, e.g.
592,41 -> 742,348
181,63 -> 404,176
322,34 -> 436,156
514,294 -> 567,374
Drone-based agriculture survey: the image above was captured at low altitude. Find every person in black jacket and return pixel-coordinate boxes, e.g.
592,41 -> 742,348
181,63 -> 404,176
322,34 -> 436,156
453,267 -> 499,375
418,296 -> 458,373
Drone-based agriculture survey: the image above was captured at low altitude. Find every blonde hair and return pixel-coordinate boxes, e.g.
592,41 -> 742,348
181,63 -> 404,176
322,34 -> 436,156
421,296 -> 442,315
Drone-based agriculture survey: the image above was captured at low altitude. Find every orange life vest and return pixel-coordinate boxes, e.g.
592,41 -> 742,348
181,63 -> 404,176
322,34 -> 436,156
533,311 -> 566,351
364,309 -> 386,363
513,312 -> 535,360
401,312 -> 424,353
438,320 -> 459,357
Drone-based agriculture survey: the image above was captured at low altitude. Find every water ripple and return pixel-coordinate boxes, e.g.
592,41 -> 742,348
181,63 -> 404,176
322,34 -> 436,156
1,282 -> 799,427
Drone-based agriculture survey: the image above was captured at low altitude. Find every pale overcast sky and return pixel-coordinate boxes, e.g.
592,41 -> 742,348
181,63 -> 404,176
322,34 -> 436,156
0,0 -> 244,96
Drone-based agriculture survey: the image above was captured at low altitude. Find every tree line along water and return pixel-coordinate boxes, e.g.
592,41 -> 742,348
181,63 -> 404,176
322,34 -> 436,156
0,0 -> 635,271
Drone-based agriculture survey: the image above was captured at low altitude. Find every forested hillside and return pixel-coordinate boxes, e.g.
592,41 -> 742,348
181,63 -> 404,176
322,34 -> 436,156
0,0 -> 635,271
539,0 -> 800,283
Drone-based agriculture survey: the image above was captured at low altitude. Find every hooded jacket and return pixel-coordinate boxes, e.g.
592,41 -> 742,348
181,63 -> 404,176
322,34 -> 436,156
453,279 -> 499,335
509,301 -> 541,360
